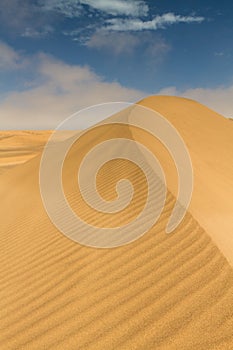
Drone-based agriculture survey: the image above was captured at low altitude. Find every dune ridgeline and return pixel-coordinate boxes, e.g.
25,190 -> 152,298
0,96 -> 233,349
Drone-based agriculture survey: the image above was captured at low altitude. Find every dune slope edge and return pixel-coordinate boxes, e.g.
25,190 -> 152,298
1,96 -> 233,349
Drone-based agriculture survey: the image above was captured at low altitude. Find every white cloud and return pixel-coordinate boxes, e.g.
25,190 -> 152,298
39,0 -> 83,18
40,0 -> 148,17
0,1 -> 205,42
0,41 -> 23,70
158,85 -> 233,118
80,0 -> 148,17
86,30 -> 170,58
214,52 -> 224,57
104,13 -> 205,31
0,52 -> 145,129
86,31 -> 141,54
22,25 -> 54,38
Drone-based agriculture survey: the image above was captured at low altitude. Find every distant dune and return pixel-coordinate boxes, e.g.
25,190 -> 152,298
0,96 -> 233,349
0,131 -> 52,174
0,131 -> 78,174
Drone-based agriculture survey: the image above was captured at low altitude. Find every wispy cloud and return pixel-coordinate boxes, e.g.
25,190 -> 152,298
21,25 -> 54,38
214,52 -> 224,57
63,10 -> 204,51
0,44 -> 144,129
80,0 -> 148,17
40,0 -> 148,17
0,41 -> 25,70
145,36 -> 171,61
104,13 -> 205,31
86,31 -> 140,54
0,1 -> 205,42
85,30 -> 170,57
39,0 -> 83,18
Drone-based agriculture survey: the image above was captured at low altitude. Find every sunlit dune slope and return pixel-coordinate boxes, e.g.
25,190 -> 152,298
0,96 -> 233,349
138,96 -> 233,265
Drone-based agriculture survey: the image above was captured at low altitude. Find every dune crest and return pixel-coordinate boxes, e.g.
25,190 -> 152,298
138,96 -> 233,266
0,96 -> 233,349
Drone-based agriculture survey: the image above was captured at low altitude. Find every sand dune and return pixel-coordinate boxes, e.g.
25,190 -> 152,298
138,96 -> 233,265
0,96 -> 233,349
0,131 -> 52,174
0,131 -> 78,174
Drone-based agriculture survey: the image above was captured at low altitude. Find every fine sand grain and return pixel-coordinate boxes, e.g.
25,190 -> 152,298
0,96 -> 233,349
138,96 -> 233,266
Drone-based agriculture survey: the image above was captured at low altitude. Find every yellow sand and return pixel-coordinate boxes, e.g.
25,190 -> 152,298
138,96 -> 233,265
0,131 -> 52,174
0,131 -> 78,174
0,96 -> 233,349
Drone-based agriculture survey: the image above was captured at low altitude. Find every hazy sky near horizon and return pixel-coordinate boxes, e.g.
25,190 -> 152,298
0,0 -> 233,128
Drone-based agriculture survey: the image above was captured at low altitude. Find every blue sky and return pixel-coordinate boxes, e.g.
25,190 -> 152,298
0,0 -> 233,128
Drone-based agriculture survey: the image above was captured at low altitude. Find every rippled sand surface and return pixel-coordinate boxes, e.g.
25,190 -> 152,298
0,96 -> 233,349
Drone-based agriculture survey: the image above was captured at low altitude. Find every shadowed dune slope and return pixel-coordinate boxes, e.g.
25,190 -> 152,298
0,96 -> 233,349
